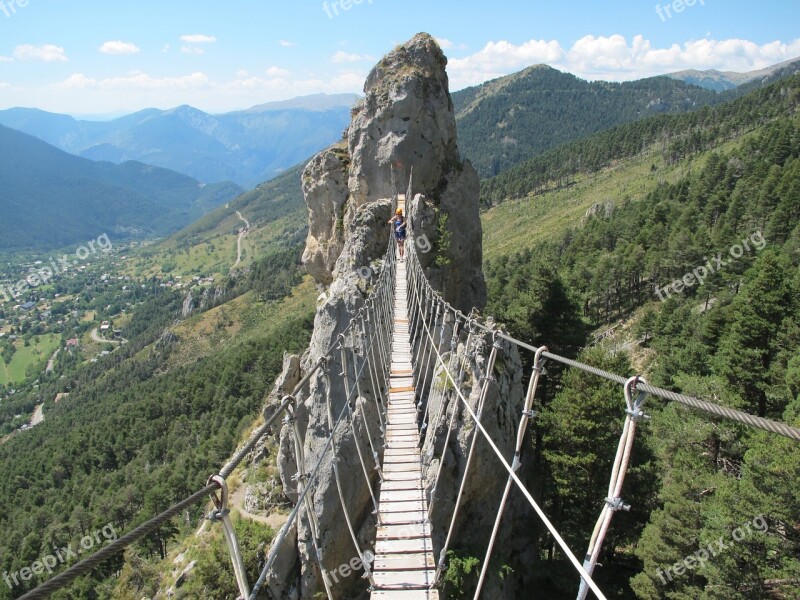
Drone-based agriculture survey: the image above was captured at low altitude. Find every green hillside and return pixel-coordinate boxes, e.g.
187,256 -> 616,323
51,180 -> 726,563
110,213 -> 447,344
0,125 -> 242,252
477,76 -> 800,598
453,65 -> 731,178
126,162 -> 307,281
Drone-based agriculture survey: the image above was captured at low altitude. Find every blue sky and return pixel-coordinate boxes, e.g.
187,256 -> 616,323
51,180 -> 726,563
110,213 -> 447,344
0,0 -> 798,115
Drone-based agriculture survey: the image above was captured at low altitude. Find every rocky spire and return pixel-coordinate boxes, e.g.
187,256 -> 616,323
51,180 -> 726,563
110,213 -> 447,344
302,32 -> 485,311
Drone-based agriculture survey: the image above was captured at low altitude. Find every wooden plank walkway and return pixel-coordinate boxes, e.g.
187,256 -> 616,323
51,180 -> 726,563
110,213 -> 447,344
371,195 -> 438,600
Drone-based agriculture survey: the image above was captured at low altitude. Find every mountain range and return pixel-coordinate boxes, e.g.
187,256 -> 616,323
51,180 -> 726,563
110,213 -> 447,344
0,125 -> 242,252
451,58 -> 800,178
667,56 -> 800,91
3,58 -> 799,254
0,93 -> 358,188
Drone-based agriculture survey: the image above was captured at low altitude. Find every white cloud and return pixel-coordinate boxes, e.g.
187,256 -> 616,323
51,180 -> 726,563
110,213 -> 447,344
237,69 -> 249,77
99,41 -> 140,55
435,38 -> 468,51
266,66 -> 291,77
279,40 -> 297,47
331,51 -> 374,64
0,56 -> 12,63
180,34 -> 217,44
162,44 -> 171,53
13,44 -> 68,62
181,46 -> 205,55
446,35 -> 800,89
58,71 -> 212,91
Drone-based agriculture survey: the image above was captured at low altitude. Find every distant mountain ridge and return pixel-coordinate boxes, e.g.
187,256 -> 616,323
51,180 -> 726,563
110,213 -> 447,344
667,56 -> 800,91
451,58 -> 800,178
0,93 -> 359,187
0,125 -> 242,252
451,65 -> 725,177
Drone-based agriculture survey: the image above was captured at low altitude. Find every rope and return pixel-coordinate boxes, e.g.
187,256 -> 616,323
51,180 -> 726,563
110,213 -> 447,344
287,403 -> 335,599
402,281 -> 607,598
427,319 -> 475,518
249,400 -> 350,599
323,359 -> 377,589
348,332 -> 385,483
250,327 -> 379,598
473,346 -> 548,599
576,376 -> 648,600
18,484 -> 218,600
360,314 -> 386,434
433,331 -> 502,585
405,249 -> 800,441
340,340 -> 383,523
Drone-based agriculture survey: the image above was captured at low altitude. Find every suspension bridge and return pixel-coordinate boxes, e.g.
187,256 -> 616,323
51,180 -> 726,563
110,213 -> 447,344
19,184 -> 800,600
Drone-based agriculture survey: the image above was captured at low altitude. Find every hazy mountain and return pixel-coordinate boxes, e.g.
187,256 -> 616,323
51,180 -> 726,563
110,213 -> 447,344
0,125 -> 242,251
667,57 -> 800,91
0,93 -> 359,188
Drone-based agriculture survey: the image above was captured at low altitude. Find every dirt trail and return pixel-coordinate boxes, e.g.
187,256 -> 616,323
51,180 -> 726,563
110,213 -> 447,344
232,210 -> 250,269
46,348 -> 59,373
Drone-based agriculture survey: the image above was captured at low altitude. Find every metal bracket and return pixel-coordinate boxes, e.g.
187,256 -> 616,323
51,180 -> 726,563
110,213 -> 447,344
207,475 -> 251,598
606,496 -> 631,512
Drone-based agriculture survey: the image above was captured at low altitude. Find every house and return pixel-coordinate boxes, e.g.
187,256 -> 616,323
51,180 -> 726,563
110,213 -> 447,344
100,321 -> 110,331
20,301 -> 35,311
66,338 -> 79,350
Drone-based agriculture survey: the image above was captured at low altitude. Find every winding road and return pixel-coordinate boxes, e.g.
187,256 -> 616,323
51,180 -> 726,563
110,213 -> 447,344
90,328 -> 128,345
232,210 -> 250,269
46,348 -> 59,373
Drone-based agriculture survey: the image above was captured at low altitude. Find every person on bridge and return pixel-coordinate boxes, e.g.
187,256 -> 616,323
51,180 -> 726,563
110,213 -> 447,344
389,208 -> 407,260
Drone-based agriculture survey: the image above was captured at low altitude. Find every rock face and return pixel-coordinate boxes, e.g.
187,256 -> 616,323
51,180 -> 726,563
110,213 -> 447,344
181,292 -> 194,318
301,146 -> 350,286
302,32 -> 485,311
265,32 -> 501,599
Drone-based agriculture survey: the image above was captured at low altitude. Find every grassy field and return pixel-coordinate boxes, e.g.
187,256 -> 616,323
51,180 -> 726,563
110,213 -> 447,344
0,333 -> 60,385
123,209 -> 304,281
163,275 -> 318,371
482,135 -> 753,260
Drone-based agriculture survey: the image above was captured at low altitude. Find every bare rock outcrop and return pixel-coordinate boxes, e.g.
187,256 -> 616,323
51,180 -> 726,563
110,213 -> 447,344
301,146 -> 350,286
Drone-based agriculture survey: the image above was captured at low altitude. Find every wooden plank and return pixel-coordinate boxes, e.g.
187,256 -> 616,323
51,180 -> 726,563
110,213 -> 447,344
380,480 -> 424,492
374,553 -> 436,571
371,590 -> 439,600
373,569 -> 436,587
378,500 -> 426,513
377,510 -> 427,525
382,454 -> 421,465
382,463 -> 421,473
377,522 -> 431,540
380,489 -> 426,503
376,537 -> 435,555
